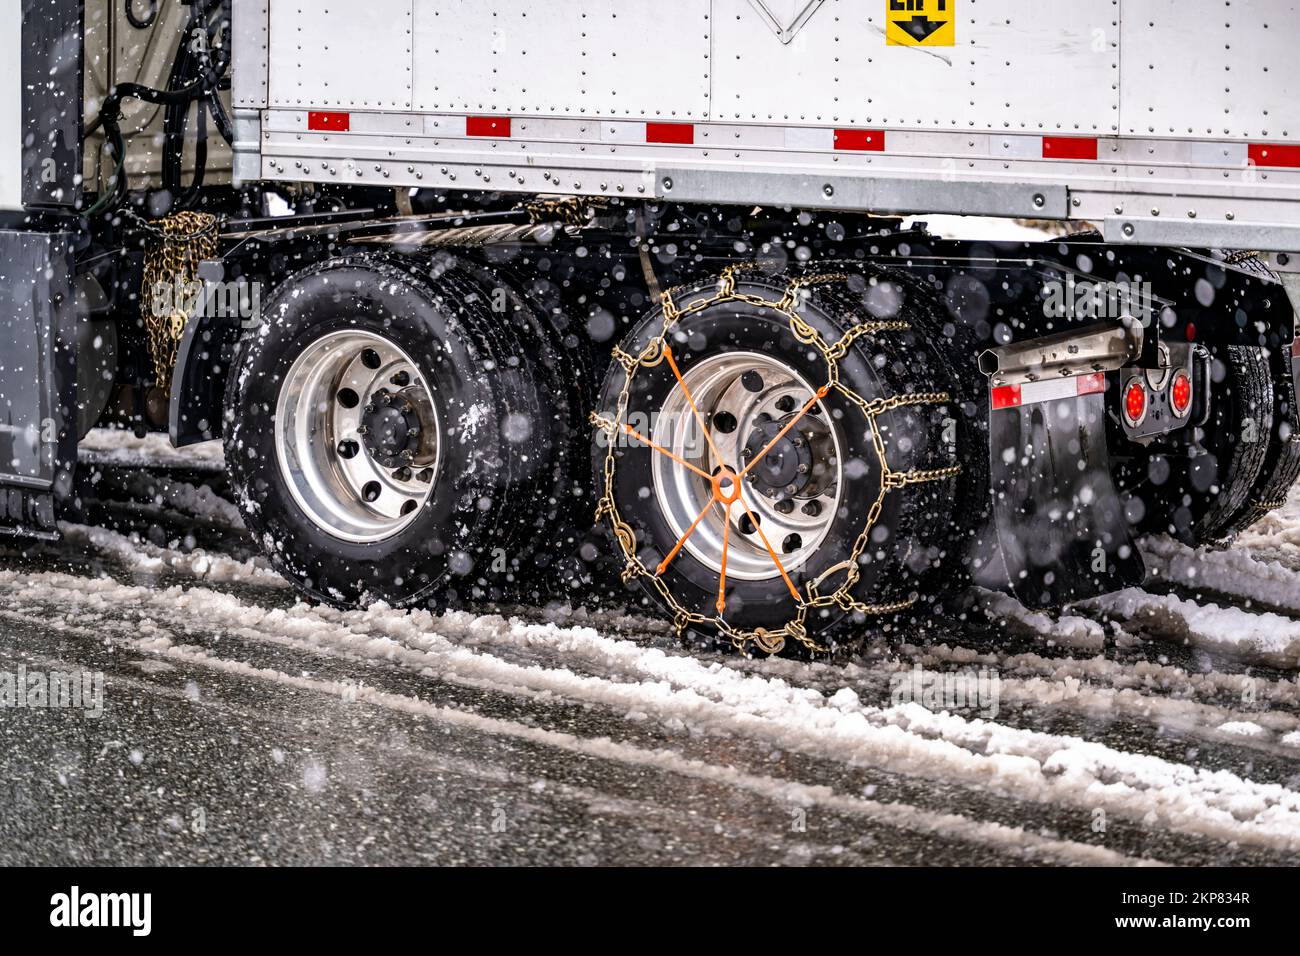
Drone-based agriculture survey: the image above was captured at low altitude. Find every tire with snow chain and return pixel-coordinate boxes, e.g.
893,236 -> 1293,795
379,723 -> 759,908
224,255 -> 567,608
591,267 -> 964,656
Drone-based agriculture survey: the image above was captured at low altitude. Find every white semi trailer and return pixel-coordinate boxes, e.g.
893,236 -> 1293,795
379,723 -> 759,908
2,0 -> 1300,655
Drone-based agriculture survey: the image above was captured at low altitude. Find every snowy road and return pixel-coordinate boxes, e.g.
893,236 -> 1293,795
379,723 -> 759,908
1,432 -> 1299,865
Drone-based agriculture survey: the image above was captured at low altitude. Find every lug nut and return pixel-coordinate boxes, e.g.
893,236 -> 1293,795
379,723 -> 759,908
801,501 -> 821,517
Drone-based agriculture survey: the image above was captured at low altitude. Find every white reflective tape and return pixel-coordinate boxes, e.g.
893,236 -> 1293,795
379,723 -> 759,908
1189,141 -> 1250,166
1019,377 -> 1080,406
784,126 -> 835,150
996,135 -> 1042,159
601,122 -> 646,143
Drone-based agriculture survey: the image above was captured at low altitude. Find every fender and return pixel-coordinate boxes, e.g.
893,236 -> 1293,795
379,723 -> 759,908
169,259 -> 257,446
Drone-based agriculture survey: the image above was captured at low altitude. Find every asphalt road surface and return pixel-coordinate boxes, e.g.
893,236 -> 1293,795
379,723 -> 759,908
0,432 -> 1298,865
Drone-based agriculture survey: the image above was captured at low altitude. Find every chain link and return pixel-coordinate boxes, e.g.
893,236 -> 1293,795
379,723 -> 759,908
591,265 -> 962,656
521,196 -> 607,226
139,210 -> 220,394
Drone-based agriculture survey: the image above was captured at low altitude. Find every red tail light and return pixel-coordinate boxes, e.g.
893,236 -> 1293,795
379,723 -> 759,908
1123,380 -> 1147,426
1170,370 -> 1192,417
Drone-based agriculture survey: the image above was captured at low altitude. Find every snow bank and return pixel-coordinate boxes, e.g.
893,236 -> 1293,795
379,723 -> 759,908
1088,588 -> 1300,669
1142,535 -> 1300,614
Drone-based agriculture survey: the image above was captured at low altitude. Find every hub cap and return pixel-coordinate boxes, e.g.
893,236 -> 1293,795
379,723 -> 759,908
650,351 -> 842,580
275,330 -> 439,543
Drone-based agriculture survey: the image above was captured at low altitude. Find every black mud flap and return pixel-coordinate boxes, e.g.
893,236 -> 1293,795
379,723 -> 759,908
986,388 -> 1144,607
0,230 -> 78,539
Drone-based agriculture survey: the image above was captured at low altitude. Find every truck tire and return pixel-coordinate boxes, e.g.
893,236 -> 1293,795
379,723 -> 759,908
591,266 -> 963,656
1218,351 -> 1300,538
1174,345 -> 1274,543
224,255 -> 566,608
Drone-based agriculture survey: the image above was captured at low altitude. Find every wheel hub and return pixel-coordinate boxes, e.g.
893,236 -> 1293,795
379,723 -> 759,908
742,421 -> 810,497
275,330 -> 440,543
649,351 -> 843,581
360,390 -> 422,467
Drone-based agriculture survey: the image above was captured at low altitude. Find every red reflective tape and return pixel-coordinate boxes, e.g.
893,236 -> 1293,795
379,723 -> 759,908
466,116 -> 511,137
833,129 -> 885,152
645,122 -> 694,145
1292,337 -> 1300,358
1248,143 -> 1300,169
307,111 -> 350,132
991,384 -> 1022,410
1042,136 -> 1097,161
1076,372 -> 1106,396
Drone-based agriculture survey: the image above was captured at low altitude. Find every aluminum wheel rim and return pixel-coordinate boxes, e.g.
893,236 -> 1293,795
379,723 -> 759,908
650,351 -> 842,580
275,329 -> 440,543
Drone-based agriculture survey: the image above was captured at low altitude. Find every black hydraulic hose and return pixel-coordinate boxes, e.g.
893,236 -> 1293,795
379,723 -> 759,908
206,83 -> 234,145
86,73 -> 213,216
164,1 -> 232,195
85,0 -> 232,216
161,18 -> 197,195
175,95 -> 209,208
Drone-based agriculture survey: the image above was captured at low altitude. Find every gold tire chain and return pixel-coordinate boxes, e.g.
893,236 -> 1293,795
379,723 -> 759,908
590,265 -> 962,656
139,210 -> 220,394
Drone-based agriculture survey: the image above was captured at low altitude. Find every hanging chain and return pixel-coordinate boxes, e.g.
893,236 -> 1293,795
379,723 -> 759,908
521,196 -> 608,226
139,210 -> 220,394
591,265 -> 962,656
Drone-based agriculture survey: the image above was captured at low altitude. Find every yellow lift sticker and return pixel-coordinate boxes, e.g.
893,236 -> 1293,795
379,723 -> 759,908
886,0 -> 955,46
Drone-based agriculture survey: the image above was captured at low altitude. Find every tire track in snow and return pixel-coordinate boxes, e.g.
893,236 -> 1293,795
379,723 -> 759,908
0,603 -> 1138,866
9,585 -> 1165,864
77,518 -> 1300,757
3,569 -> 1298,859
746,652 -> 1300,768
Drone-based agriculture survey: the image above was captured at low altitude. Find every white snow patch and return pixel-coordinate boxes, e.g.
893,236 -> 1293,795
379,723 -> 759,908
79,428 -> 225,472
61,523 -> 285,588
1142,535 -> 1300,614
979,589 -> 1106,651
1216,721 -> 1268,738
1088,588 -> 1300,669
